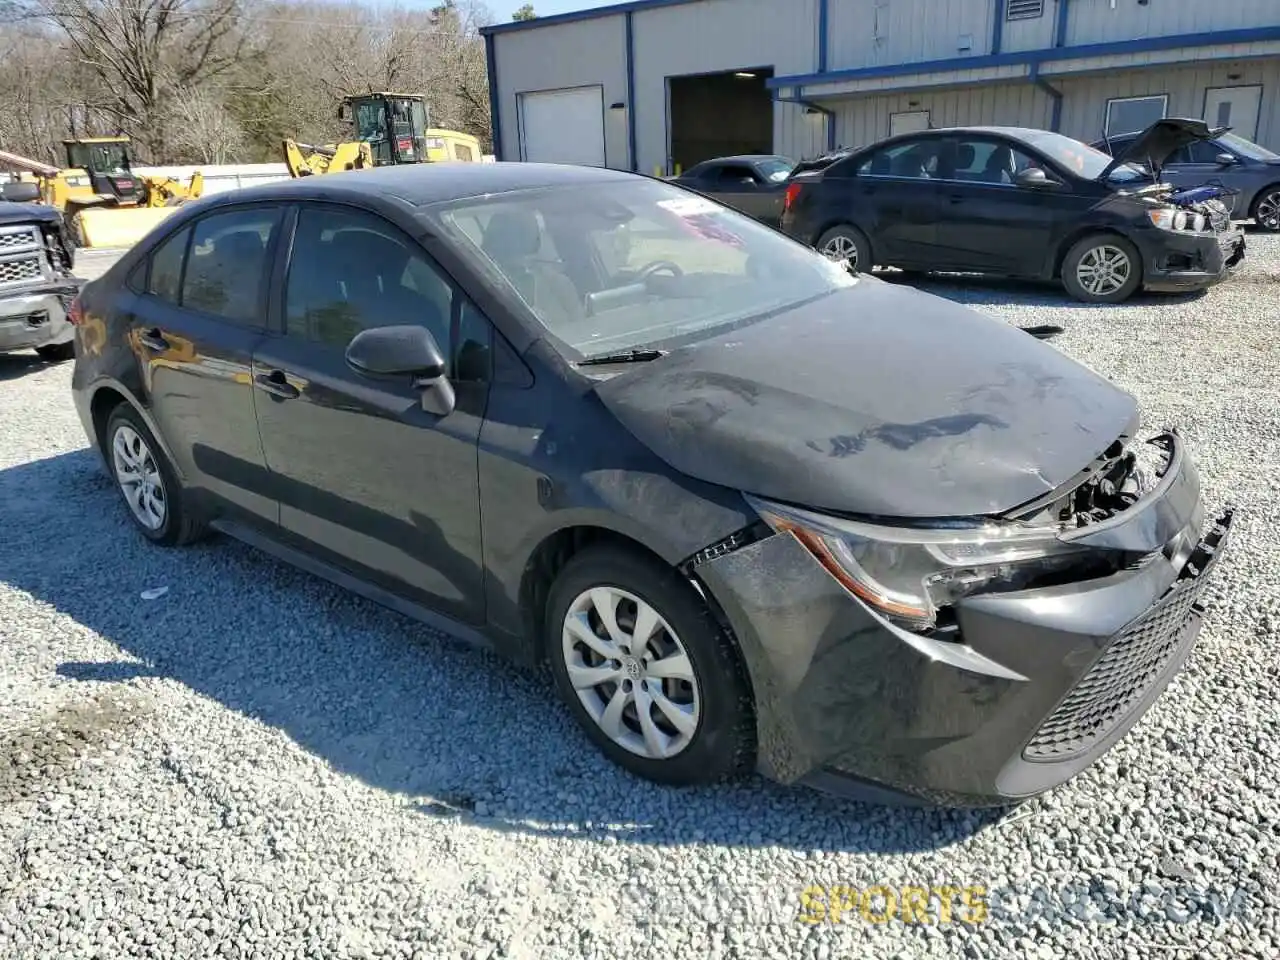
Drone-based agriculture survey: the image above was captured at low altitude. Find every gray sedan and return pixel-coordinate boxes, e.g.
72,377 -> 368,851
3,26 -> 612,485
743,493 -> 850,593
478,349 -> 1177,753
1092,130 -> 1280,230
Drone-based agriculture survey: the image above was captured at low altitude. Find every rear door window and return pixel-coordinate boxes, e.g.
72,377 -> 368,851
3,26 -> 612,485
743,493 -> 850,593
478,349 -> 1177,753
856,139 -> 942,179
180,207 -> 281,326
146,226 -> 189,304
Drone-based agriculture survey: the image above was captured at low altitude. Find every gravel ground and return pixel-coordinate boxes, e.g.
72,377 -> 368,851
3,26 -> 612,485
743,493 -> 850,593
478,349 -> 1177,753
1,239 -> 1278,959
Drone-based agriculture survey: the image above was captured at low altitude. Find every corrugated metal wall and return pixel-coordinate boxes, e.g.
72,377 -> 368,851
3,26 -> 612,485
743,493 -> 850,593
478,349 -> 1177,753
491,17 -> 628,167
631,0 -> 821,173
825,0 -> 996,70
1056,59 -> 1280,149
1064,0 -> 1279,46
826,81 -> 1054,150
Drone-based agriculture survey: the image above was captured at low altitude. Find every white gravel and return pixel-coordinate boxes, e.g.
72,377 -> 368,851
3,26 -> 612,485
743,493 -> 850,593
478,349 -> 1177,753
2,239 -> 1278,959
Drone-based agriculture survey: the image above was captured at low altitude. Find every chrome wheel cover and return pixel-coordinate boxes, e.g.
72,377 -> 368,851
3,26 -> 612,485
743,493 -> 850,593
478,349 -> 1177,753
820,233 -> 859,269
1076,244 -> 1132,297
111,424 -> 167,531
561,586 -> 701,760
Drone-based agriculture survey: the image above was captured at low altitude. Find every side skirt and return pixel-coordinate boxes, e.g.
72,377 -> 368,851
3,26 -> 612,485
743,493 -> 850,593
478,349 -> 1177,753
209,518 -> 497,653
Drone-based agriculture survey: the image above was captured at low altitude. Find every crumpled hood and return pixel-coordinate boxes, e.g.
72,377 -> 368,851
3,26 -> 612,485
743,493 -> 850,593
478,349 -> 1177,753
592,279 -> 1138,519
1101,117 -> 1227,179
0,199 -> 61,226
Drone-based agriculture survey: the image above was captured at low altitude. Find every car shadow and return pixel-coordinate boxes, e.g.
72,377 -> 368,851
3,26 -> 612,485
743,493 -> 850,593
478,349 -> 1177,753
0,352 -> 67,382
870,267 -> 1210,309
3,448 -> 1009,854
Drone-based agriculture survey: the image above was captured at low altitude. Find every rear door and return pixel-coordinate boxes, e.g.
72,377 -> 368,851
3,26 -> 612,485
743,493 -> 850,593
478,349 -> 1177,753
844,136 -> 945,265
931,135 -> 1058,275
127,204 -> 283,526
250,202 -> 491,623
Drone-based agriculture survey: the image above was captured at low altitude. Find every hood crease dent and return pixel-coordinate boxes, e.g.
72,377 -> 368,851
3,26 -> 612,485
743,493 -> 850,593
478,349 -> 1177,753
593,282 -> 1138,519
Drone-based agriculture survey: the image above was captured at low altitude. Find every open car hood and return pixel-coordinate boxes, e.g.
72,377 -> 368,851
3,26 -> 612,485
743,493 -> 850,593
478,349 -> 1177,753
592,280 -> 1138,520
1099,117 -> 1228,180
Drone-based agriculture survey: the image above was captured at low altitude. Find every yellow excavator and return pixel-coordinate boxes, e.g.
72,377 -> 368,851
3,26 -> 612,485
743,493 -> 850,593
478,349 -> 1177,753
282,92 -> 482,177
0,137 -> 203,248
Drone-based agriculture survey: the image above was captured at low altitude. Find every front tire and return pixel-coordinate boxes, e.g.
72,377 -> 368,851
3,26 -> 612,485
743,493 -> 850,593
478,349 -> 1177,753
1061,234 -> 1142,304
104,403 -> 205,546
545,545 -> 755,786
1251,186 -> 1280,232
815,224 -> 873,273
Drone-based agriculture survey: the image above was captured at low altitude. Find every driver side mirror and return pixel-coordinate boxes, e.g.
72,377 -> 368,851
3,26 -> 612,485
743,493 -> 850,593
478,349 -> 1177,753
1014,167 -> 1059,189
1215,152 -> 1238,166
345,325 -> 455,416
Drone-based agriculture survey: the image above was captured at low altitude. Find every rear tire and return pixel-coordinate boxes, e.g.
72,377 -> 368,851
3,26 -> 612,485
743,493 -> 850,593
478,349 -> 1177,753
103,403 -> 206,547
1251,186 -> 1280,232
35,341 -> 75,362
545,545 -> 755,787
815,224 -> 873,274
1061,234 -> 1142,304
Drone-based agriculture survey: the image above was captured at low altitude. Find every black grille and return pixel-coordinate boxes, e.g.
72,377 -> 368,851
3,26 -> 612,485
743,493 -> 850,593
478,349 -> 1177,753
1023,514 -> 1232,762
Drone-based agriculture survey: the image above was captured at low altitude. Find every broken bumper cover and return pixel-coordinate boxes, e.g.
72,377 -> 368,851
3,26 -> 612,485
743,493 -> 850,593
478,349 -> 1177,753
695,433 -> 1233,807
0,279 -> 81,353
1138,226 -> 1245,293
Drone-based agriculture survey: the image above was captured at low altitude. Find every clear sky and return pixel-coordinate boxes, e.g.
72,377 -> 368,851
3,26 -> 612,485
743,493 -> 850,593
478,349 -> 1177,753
503,0 -> 609,21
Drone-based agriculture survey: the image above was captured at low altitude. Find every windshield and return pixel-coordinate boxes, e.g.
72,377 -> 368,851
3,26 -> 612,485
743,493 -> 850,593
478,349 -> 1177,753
757,157 -> 796,182
426,178 -> 857,358
1218,131 -> 1279,161
67,142 -> 130,175
1023,130 -> 1147,182
354,100 -> 387,142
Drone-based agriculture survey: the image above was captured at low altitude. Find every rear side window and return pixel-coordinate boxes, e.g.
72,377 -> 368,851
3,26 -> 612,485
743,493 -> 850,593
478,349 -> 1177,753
147,226 -> 189,304
181,208 -> 281,325
856,139 -> 942,179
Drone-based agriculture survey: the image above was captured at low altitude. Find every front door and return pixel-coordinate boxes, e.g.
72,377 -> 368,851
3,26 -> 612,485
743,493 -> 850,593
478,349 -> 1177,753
931,136 -> 1057,275
1159,139 -> 1256,217
129,204 -> 284,526
251,202 -> 490,623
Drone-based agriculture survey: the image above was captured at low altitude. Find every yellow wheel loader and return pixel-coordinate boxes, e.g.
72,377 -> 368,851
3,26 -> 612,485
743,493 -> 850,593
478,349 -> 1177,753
283,93 -> 482,177
1,137 -> 203,249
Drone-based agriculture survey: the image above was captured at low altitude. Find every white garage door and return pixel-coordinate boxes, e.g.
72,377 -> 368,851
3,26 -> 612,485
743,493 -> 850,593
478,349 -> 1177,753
518,86 -> 606,166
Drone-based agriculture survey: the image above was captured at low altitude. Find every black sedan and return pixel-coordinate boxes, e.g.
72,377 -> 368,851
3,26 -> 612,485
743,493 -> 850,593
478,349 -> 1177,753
668,154 -> 796,225
69,162 -> 1232,806
780,119 -> 1247,303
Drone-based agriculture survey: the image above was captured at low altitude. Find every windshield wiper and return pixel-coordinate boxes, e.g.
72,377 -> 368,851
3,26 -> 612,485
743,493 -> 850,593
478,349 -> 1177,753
577,348 -> 666,366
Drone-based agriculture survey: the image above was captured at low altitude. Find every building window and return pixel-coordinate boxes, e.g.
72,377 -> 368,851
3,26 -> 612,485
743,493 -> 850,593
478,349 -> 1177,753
890,110 -> 930,137
1007,0 -> 1044,20
1104,95 -> 1168,138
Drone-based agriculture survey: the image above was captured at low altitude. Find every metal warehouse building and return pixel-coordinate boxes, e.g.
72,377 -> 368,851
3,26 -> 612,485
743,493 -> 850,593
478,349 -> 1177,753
481,0 -> 1280,175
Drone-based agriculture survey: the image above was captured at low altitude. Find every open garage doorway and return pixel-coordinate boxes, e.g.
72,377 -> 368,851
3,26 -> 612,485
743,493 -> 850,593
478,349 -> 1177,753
667,67 -> 773,174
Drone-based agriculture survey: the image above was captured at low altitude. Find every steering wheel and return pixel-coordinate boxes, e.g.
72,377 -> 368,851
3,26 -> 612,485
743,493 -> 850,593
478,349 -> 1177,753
636,260 -> 684,283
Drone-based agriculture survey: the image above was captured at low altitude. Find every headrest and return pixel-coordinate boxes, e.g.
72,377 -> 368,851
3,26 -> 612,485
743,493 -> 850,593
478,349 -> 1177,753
956,143 -> 976,169
482,209 -> 542,261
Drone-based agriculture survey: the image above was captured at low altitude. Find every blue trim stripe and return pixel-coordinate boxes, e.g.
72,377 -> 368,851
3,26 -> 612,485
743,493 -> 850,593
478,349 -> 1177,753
485,33 -> 502,159
767,25 -> 1280,89
1054,0 -> 1071,48
480,0 -> 699,36
625,11 -> 637,171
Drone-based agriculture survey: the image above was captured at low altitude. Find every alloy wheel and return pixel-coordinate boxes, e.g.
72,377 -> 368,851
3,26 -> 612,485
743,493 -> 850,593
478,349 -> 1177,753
1257,190 -> 1280,231
821,234 -> 859,269
111,423 -> 167,531
561,586 -> 701,760
1075,244 -> 1132,297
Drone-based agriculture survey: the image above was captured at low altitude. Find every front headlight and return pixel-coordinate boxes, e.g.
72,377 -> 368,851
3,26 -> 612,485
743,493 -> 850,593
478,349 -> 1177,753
746,495 -> 1091,632
1147,207 -> 1206,232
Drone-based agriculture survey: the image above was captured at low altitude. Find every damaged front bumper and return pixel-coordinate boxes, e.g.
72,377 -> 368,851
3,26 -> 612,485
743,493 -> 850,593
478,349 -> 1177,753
694,432 -> 1233,807
0,279 -> 81,353
1138,225 -> 1246,293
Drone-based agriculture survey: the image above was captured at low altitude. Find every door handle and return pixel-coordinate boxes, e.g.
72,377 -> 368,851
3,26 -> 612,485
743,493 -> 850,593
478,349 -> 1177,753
254,369 -> 300,400
138,327 -> 168,351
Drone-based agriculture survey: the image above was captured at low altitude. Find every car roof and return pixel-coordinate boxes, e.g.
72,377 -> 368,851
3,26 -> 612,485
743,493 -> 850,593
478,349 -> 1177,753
206,161 -> 640,208
700,154 -> 790,164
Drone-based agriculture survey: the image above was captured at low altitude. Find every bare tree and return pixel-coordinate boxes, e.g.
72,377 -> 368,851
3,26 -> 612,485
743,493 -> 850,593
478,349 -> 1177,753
31,0 -> 250,159
162,84 -> 246,162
